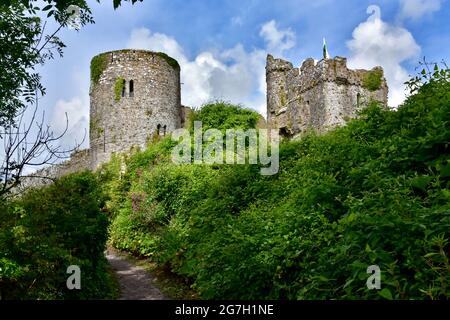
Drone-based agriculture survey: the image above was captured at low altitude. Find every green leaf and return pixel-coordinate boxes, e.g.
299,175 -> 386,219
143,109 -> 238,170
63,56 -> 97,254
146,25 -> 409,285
379,288 -> 393,300
439,162 -> 450,177
410,175 -> 433,191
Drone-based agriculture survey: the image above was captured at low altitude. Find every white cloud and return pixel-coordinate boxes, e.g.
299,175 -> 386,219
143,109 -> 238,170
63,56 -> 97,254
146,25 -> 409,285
50,94 -> 89,150
347,5 -> 421,107
42,19 -> 293,160
399,0 -> 444,20
259,20 -> 296,56
128,28 -> 187,64
126,21 -> 296,116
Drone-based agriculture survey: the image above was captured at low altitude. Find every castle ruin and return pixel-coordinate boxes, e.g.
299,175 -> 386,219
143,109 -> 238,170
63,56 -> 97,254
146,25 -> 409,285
266,55 -> 388,137
19,49 -> 185,189
19,49 -> 390,189
89,49 -> 183,169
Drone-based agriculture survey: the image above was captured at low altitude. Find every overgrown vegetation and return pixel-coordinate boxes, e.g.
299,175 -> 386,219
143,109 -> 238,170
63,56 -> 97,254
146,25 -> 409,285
114,77 -> 125,102
2,65 -> 448,300
189,101 -> 261,132
105,65 -> 449,300
90,53 -> 109,86
363,68 -> 383,91
0,172 -> 117,299
156,52 -> 180,70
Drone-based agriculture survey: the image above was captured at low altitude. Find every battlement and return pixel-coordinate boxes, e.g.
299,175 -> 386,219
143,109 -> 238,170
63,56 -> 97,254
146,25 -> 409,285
266,54 -> 388,136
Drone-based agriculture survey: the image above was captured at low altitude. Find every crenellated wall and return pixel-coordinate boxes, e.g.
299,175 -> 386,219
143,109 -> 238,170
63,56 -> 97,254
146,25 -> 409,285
266,55 -> 389,136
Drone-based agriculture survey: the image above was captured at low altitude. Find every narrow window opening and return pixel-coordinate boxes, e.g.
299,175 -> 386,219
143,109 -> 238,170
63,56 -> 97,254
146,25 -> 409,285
129,80 -> 134,97
163,125 -> 167,136
156,124 -> 161,136
357,93 -> 361,108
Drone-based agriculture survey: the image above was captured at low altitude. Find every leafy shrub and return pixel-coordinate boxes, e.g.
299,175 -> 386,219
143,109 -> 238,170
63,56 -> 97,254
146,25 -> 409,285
106,68 -> 449,300
0,172 -> 116,299
190,101 -> 261,132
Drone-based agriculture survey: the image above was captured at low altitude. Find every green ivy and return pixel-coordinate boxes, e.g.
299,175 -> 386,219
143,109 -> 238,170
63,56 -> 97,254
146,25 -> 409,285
156,52 -> 180,70
90,53 -> 108,85
114,77 -> 125,102
363,68 -> 383,91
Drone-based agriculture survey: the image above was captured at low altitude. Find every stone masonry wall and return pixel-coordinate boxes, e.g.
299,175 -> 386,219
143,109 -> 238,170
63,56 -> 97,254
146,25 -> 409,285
17,149 -> 91,192
266,54 -> 388,136
17,49 -> 184,192
90,49 -> 182,169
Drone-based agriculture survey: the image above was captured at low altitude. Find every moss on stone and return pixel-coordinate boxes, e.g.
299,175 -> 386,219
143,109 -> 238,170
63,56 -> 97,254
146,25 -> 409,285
363,69 -> 383,91
91,118 -> 104,138
156,52 -> 180,70
91,54 -> 108,85
114,77 -> 125,102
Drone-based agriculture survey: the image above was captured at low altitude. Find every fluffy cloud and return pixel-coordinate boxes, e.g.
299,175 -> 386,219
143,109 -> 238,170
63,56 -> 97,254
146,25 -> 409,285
127,21 -> 296,116
50,94 -> 89,150
259,20 -> 296,56
347,5 -> 421,107
399,0 -> 444,20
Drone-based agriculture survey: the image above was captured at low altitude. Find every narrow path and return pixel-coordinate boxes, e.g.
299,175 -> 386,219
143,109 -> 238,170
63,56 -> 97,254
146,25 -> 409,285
106,249 -> 167,300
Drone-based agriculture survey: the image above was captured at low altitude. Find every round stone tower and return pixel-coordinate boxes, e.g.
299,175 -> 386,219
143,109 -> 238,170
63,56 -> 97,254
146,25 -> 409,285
89,49 -> 181,169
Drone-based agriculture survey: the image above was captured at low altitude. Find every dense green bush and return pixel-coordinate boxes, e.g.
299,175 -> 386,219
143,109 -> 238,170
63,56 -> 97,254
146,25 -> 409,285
189,101 -> 262,132
107,67 -> 449,299
0,172 -> 116,299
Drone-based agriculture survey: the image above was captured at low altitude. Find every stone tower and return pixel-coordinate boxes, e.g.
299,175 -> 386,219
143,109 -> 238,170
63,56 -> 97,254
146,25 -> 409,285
266,55 -> 388,137
89,49 -> 182,168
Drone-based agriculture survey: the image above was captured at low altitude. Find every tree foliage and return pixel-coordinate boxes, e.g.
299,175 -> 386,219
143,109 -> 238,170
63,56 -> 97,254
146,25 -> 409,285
0,0 -> 143,127
106,66 -> 449,300
0,172 -> 116,299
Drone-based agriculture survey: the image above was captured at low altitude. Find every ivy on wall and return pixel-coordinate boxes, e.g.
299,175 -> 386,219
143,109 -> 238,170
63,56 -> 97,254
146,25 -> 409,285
90,53 -> 108,85
363,69 -> 383,91
114,77 -> 126,102
156,52 -> 180,70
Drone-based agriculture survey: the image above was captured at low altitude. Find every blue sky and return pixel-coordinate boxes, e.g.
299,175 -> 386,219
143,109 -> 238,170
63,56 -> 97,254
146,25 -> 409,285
36,0 -> 449,149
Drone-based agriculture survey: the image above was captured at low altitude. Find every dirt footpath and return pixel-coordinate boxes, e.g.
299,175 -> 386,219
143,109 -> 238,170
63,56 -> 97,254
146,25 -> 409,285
106,249 -> 167,300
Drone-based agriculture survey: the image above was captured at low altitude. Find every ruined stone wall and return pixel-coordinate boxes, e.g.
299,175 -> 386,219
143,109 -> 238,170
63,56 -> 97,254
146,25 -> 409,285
90,49 -> 182,169
17,149 -> 91,192
15,50 -> 185,192
266,55 -> 388,136
180,105 -> 193,128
